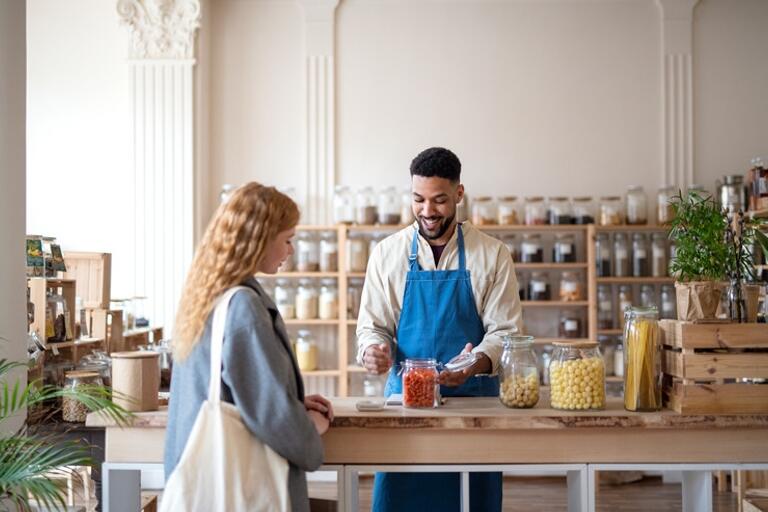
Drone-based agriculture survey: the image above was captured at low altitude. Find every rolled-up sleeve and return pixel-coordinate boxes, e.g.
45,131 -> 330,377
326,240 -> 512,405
355,243 -> 397,365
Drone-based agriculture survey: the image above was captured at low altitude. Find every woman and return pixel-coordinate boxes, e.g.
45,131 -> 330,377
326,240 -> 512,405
164,182 -> 333,511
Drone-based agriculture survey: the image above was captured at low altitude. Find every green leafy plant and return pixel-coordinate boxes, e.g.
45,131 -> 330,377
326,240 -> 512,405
725,213 -> 768,283
0,356 -> 131,511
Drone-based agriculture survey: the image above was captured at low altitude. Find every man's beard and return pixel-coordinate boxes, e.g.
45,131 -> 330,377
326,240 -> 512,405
417,212 -> 456,241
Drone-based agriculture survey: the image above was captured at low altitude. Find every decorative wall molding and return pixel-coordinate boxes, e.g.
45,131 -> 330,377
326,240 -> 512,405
117,0 -> 201,59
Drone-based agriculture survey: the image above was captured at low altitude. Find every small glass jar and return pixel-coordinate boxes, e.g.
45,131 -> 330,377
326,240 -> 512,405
520,233 -> 544,263
347,278 -> 364,319
553,233 -> 576,263
558,314 -> 582,339
625,186 -> 648,225
296,279 -> 319,320
623,306 -> 661,411
275,279 -> 296,319
471,196 -> 497,225
548,197 -> 573,225
296,232 -> 320,272
378,186 -> 401,225
617,285 -> 633,327
660,284 -> 676,319
559,272 -> 582,301
346,233 -> 369,272
599,335 -> 616,376
599,196 -> 624,226
614,340 -> 625,377
549,341 -> 605,410
295,329 -> 318,371
613,233 -> 630,277
528,272 -> 550,301
355,187 -> 378,225
62,370 -> 103,422
524,197 -> 548,225
640,284 -> 656,308
319,279 -> 339,320
319,232 -> 338,272
333,185 -> 355,224
78,350 -> 112,387
651,232 -> 668,277
657,185 -> 675,225
400,188 -> 415,225
402,358 -> 440,408
632,233 -> 649,277
498,335 -> 540,408
597,285 -> 613,329
572,197 -> 596,225
497,196 -> 522,225
595,232 -> 612,277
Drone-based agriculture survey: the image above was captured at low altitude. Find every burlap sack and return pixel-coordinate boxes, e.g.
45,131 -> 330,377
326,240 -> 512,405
675,281 -> 723,321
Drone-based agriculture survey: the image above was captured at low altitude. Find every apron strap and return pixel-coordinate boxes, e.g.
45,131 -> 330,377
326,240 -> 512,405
457,223 -> 466,271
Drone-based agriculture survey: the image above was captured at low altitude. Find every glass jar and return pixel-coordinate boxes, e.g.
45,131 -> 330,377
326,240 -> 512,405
333,185 -> 355,224
319,232 -> 338,272
632,233 -> 649,277
572,197 -> 596,225
559,272 -> 582,301
524,197 -> 548,225
617,285 -> 633,327
623,306 -> 661,411
599,196 -> 624,226
549,341 -> 605,410
497,196 -> 522,225
295,329 -> 318,371
553,233 -> 576,263
378,186 -> 401,225
520,233 -> 544,263
614,340 -> 625,378
640,284 -> 656,308
558,314 -> 582,339
471,196 -> 497,225
540,348 -> 552,386
347,278 -> 364,319
597,285 -> 614,329
599,335 -> 616,376
528,272 -> 550,301
548,197 -> 573,225
402,358 -> 440,408
62,370 -> 103,422
660,284 -> 676,319
77,351 -> 112,387
296,279 -> 318,320
657,185 -> 675,225
613,233 -> 630,277
500,234 -> 519,262
275,279 -> 296,319
296,232 -> 320,272
355,187 -> 378,225
319,279 -> 339,320
346,233 -> 369,272
26,235 -> 45,277
651,232 -> 668,277
595,232 -> 612,277
400,188 -> 415,225
625,186 -> 648,225
498,335 -> 540,408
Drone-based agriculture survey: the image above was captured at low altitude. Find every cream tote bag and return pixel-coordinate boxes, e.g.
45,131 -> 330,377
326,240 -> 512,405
160,287 -> 290,512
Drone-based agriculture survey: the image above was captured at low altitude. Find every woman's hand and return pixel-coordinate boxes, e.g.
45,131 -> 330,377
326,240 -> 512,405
307,409 -> 330,435
304,394 -> 334,421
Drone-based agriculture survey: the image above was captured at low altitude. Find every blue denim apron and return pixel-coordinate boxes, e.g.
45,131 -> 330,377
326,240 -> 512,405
371,224 -> 501,512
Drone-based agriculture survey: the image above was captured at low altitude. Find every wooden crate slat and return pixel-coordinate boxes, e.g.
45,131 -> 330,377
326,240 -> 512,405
663,349 -> 768,380
660,319 -> 768,350
666,381 -> 768,414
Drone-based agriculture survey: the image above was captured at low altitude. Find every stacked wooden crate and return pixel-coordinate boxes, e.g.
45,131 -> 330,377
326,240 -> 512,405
660,319 -> 768,414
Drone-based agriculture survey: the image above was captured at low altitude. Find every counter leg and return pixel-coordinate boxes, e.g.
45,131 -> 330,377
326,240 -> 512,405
343,468 -> 359,512
682,470 -> 713,512
567,468 -> 588,512
587,466 -> 597,512
460,472 -> 470,512
102,464 -> 140,512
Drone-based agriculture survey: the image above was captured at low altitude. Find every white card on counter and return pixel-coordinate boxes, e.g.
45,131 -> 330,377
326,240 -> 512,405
355,399 -> 386,412
385,393 -> 403,406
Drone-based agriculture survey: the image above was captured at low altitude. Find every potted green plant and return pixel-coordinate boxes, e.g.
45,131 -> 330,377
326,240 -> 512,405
724,211 -> 768,321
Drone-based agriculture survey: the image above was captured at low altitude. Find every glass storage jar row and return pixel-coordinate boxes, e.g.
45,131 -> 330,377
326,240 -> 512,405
495,233 -> 579,264
273,278 -> 339,320
517,271 -> 585,302
334,186 -> 415,226
594,232 -> 673,277
597,283 -> 676,329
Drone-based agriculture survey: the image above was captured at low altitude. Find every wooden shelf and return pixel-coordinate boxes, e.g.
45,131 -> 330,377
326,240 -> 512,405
522,301 -> 589,307
45,337 -> 104,351
301,370 -> 341,377
260,272 -> 340,278
347,272 -> 366,278
477,225 -> 588,233
516,263 -> 588,270
284,319 -> 339,326
594,225 -> 670,232
346,365 -> 367,374
596,277 -> 675,284
606,376 -> 623,383
597,329 -> 623,336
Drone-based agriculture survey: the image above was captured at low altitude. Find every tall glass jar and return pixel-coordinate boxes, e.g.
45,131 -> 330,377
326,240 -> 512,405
296,279 -> 319,320
613,233 -> 630,277
346,233 -> 369,272
378,186 -> 401,225
319,278 -> 339,320
524,197 -> 548,225
500,234 -> 519,262
559,272 -> 582,301
595,232 -> 612,277
275,279 -> 296,319
471,196 -> 497,225
521,233 -> 544,263
617,285 -> 633,327
623,306 -> 661,411
632,233 -> 649,277
548,197 -> 573,225
651,232 -> 668,277
347,278 -> 364,319
400,188 -> 415,225
553,233 -> 576,263
296,231 -> 320,272
528,272 -> 550,301
640,284 -> 656,308
498,335 -> 539,408
599,196 -> 624,226
657,185 -> 675,225
333,185 -> 355,224
660,284 -> 676,319
549,341 -> 605,410
572,197 -> 596,224
497,196 -> 522,225
355,187 -> 378,225
599,335 -> 616,376
295,330 -> 318,371
319,232 -> 338,272
597,285 -> 613,329
625,186 -> 648,225
402,358 -> 440,408
62,371 -> 103,422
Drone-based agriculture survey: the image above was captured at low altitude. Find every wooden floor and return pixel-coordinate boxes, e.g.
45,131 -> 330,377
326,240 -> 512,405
309,474 -> 740,511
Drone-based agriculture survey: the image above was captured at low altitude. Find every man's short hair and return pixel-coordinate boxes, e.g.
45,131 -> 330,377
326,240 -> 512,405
410,147 -> 461,183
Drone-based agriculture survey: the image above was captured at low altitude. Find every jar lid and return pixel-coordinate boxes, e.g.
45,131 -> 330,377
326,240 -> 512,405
525,196 -> 544,202
600,196 -> 622,201
404,357 -> 438,368
65,370 -> 100,379
497,196 -> 518,201
547,196 -> 568,201
573,196 -> 593,202
552,341 -> 597,348
443,352 -> 477,372
474,196 -> 492,202
624,306 -> 658,318
110,351 -> 160,359
500,334 -> 534,348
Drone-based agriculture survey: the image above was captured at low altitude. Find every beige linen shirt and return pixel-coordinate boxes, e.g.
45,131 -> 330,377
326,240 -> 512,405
355,222 -> 524,374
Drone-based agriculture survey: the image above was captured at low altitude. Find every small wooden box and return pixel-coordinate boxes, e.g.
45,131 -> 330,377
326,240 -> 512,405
660,319 -> 768,414
61,251 -> 112,309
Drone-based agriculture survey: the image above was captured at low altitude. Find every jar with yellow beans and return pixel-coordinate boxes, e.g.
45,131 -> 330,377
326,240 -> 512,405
548,341 -> 606,410
498,334 -> 539,409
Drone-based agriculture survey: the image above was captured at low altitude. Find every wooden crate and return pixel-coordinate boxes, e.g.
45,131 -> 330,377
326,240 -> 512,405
660,319 -> 768,414
61,251 -> 111,309
28,279 -> 76,343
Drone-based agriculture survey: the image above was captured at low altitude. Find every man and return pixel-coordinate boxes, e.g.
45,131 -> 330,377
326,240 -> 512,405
356,146 -> 524,512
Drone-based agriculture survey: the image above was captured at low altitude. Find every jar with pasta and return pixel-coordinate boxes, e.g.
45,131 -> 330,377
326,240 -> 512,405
497,196 -> 522,225
319,279 -> 339,320
346,233 -> 369,272
520,233 -> 544,263
355,187 -> 378,225
400,188 -> 415,225
553,233 -> 576,263
549,341 -> 605,410
524,197 -> 548,225
599,196 -> 624,226
528,272 -> 550,301
62,371 -> 103,422
623,306 -> 661,411
559,272 -> 582,301
471,196 -> 497,225
275,279 -> 296,319
651,232 -> 667,277
499,334 -> 539,408
657,185 -> 675,225
595,232 -> 612,277
333,185 -> 355,224
296,231 -> 320,272
296,279 -> 318,320
572,197 -> 596,224
625,186 -> 648,225
319,232 -> 338,272
613,233 -> 630,277
378,186 -> 401,225
295,329 -> 318,371
548,197 -> 573,225
402,358 -> 440,408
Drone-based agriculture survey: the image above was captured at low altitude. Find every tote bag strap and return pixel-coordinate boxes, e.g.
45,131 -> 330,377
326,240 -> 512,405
208,286 -> 250,404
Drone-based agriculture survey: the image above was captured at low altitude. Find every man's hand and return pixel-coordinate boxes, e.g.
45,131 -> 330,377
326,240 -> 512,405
438,343 -> 492,388
304,394 -> 334,421
363,343 -> 392,374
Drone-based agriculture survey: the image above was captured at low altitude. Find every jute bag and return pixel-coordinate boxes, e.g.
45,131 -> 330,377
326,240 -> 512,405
160,287 -> 290,512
